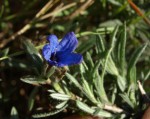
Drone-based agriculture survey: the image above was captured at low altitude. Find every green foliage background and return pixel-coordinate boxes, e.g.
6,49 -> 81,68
0,0 -> 150,119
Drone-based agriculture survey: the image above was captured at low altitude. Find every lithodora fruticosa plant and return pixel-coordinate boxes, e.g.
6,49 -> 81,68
21,25 -> 149,119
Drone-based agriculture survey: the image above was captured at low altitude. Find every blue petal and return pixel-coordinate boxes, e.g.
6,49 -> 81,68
56,52 -> 83,67
42,44 -> 52,61
42,35 -> 59,61
57,32 -> 78,52
47,34 -> 59,53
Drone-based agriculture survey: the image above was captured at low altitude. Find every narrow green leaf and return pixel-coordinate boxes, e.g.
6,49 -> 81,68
96,35 -> 105,53
93,108 -> 113,117
110,26 -> 119,49
111,84 -> 117,104
0,5 -> 4,18
120,23 -> 127,77
108,0 -> 122,6
128,85 -> 136,107
86,52 -> 94,67
10,107 -> 19,119
20,75 -> 48,85
92,60 -> 109,102
117,75 -> 126,92
28,99 -> 34,112
76,100 -> 95,114
119,94 -> 134,109
65,73 -> 82,90
101,26 -> 119,79
56,101 -> 68,109
82,79 -> 97,103
79,63 -> 86,74
100,20 -> 122,27
47,89 -> 56,93
128,44 -> 147,71
28,87 -> 39,111
106,57 -> 119,76
76,101 -> 112,117
129,66 -> 136,86
32,104 -> 68,118
92,60 -> 101,77
144,70 -> 150,81
50,93 -> 71,101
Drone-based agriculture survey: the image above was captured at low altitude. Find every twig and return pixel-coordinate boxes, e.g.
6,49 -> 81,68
128,0 -> 150,26
137,80 -> 150,102
35,0 -> 54,18
49,3 -> 64,23
0,0 -> 60,49
67,0 -> 94,20
40,2 -> 77,20
103,104 -> 123,113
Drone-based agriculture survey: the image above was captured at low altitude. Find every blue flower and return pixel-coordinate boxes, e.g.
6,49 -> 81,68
42,32 -> 83,67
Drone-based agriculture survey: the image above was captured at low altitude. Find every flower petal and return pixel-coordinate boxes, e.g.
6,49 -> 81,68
56,52 -> 83,67
42,44 -> 52,61
57,32 -> 78,52
47,34 -> 59,53
42,35 -> 59,61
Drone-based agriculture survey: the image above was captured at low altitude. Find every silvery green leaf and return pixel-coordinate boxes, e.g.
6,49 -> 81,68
79,63 -> 85,74
47,89 -> 56,93
28,98 -> 34,111
56,101 -> 68,109
111,84 -> 117,104
76,101 -> 112,117
108,0 -> 122,6
66,73 -> 82,90
100,19 -> 122,27
82,78 -> 97,103
144,70 -> 150,81
76,100 -> 95,114
128,44 -> 147,72
117,75 -> 126,92
119,93 -> 134,109
50,93 -> 71,101
86,52 -> 94,67
129,66 -> 136,87
119,23 -> 126,77
92,60 -> 101,77
20,75 -> 48,85
96,34 -> 105,53
28,87 -> 38,111
10,107 -> 19,119
93,107 -> 113,117
32,104 -> 68,118
106,57 -> 119,76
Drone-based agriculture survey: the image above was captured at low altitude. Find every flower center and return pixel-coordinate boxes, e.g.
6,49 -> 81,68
50,48 -> 57,61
